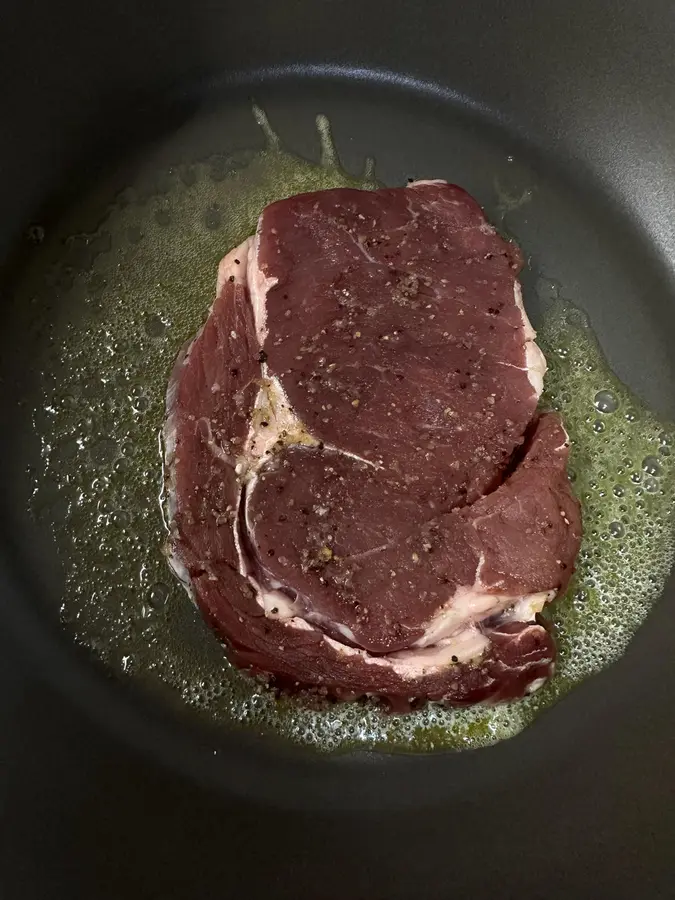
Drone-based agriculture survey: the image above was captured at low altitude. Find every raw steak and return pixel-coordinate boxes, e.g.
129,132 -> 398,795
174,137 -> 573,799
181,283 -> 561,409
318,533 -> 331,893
164,181 -> 581,705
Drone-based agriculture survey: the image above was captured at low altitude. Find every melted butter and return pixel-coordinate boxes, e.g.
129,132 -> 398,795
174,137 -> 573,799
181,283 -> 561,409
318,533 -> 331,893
27,109 -> 675,753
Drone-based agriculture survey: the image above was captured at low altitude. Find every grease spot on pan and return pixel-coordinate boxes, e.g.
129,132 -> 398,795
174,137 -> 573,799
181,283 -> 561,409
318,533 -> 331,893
25,107 -> 675,753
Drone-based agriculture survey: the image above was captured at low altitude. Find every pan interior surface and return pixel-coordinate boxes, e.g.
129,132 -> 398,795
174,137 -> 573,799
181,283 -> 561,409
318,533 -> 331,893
4,72 -> 675,767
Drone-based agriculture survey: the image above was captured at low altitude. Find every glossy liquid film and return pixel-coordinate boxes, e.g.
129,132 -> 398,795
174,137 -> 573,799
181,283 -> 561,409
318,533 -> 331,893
27,111 -> 675,752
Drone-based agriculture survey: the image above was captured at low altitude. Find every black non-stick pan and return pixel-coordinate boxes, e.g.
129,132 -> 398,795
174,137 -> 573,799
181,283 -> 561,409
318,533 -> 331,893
2,1 -> 675,897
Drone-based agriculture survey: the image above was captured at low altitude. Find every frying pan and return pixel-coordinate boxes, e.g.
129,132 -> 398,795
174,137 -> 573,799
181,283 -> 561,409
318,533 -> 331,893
2,0 -> 675,896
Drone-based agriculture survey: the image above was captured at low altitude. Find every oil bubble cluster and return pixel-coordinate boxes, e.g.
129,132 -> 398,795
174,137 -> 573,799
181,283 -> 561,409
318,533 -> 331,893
536,302 -> 675,697
27,110 -> 675,753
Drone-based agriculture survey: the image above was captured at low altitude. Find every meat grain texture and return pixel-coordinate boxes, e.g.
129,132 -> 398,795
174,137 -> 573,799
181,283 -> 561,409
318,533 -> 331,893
164,181 -> 581,706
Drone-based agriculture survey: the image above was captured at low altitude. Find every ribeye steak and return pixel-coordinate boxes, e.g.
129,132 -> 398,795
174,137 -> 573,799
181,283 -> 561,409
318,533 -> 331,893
164,181 -> 581,705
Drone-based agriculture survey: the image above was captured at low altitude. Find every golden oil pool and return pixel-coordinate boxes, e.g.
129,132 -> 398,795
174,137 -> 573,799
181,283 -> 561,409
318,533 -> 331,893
26,109 -> 675,752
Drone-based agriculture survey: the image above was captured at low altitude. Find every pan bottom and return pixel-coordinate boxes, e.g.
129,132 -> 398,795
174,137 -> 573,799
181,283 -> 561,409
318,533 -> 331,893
7,73 -> 675,753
